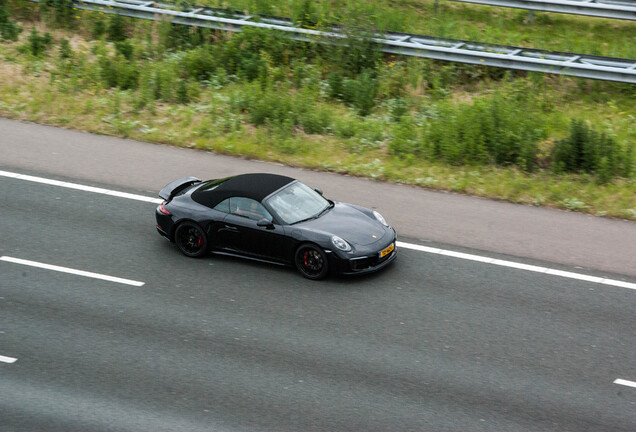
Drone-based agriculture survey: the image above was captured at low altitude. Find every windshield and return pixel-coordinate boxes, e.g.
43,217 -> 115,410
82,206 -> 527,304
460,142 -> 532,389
265,181 -> 330,224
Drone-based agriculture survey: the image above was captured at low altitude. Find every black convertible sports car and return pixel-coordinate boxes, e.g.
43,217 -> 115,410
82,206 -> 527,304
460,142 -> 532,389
155,173 -> 397,279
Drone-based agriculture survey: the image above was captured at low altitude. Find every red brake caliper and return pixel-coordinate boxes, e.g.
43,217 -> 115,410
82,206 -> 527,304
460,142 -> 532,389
304,251 -> 309,267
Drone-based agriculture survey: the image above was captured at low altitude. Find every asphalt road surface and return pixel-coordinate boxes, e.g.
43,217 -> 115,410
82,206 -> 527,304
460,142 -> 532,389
1,118 -> 635,431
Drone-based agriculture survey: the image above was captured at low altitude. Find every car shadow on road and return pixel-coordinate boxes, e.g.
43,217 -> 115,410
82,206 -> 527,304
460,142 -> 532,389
330,259 -> 399,286
157,238 -> 399,289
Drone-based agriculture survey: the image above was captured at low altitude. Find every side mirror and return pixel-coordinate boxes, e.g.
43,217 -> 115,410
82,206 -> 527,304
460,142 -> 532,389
257,218 -> 275,229
314,188 -> 323,196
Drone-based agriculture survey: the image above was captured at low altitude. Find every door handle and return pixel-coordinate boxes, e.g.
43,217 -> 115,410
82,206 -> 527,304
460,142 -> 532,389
224,225 -> 239,232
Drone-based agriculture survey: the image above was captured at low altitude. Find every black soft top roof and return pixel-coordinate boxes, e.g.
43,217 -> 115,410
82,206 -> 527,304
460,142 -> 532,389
191,173 -> 295,208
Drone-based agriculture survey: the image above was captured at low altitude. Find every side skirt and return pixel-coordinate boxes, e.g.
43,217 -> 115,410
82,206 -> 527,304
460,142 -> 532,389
211,250 -> 288,267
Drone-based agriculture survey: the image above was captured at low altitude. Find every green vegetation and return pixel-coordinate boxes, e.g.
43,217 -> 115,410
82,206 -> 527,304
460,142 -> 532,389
0,0 -> 634,219
0,0 -> 21,41
20,27 -> 52,56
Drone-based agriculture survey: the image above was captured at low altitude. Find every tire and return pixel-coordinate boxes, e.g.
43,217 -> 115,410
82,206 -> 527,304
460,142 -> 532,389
295,244 -> 329,280
175,222 -> 208,258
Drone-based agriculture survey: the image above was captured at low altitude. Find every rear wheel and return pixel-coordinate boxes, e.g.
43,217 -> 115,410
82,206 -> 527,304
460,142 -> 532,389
295,244 -> 329,280
175,222 -> 208,258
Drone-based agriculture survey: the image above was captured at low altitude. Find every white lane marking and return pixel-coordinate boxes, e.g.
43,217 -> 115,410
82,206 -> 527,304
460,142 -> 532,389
0,256 -> 145,287
0,355 -> 18,364
614,379 -> 636,388
0,170 -> 162,204
2,170 -> 635,290
396,241 -> 636,291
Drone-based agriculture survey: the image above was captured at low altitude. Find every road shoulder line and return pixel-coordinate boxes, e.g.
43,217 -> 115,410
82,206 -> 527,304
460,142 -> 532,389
396,241 -> 636,291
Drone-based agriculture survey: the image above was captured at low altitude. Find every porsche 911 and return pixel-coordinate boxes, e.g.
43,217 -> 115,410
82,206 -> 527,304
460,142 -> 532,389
155,173 -> 396,279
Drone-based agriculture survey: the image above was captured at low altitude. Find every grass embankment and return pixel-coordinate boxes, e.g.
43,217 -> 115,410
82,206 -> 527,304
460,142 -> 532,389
0,0 -> 635,219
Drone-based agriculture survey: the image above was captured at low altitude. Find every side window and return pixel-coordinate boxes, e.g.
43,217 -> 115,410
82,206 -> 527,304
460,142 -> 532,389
213,198 -> 230,213
230,197 -> 273,221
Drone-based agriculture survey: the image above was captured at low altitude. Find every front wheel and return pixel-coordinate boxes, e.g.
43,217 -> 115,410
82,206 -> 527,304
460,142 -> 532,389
175,222 -> 208,258
295,244 -> 329,280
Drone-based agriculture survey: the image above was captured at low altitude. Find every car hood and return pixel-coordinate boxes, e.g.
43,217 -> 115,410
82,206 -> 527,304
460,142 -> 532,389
298,202 -> 387,246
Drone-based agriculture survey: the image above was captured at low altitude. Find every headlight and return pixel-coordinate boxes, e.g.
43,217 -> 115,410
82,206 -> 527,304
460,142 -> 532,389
373,210 -> 389,227
331,235 -> 351,252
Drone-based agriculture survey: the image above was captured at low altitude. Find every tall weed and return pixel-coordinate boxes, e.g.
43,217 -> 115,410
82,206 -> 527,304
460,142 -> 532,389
552,119 -> 633,183
341,70 -> 378,116
20,27 -> 52,57
180,45 -> 218,81
323,3 -> 381,75
0,0 -> 21,41
99,51 -> 139,90
107,13 -> 127,42
425,94 -> 545,169
39,0 -> 74,28
234,83 -> 331,135
389,116 -> 420,158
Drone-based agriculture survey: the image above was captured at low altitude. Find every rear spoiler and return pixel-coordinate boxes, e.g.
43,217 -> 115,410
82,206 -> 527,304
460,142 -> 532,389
158,177 -> 201,201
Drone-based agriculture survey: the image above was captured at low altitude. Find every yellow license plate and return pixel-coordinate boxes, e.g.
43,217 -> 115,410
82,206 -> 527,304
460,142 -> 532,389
379,243 -> 395,258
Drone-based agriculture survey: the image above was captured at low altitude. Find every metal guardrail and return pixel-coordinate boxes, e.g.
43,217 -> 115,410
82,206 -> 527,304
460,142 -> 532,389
451,0 -> 636,21
28,0 -> 636,83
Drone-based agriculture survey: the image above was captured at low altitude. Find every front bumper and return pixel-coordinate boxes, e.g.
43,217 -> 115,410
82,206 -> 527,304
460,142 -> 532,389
331,239 -> 397,275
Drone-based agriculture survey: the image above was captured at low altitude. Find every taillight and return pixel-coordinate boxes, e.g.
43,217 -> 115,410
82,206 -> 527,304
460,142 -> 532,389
158,202 -> 171,215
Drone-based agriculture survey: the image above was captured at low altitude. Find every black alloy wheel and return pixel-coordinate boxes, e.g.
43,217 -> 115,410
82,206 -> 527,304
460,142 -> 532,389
295,244 -> 329,280
175,222 -> 208,258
